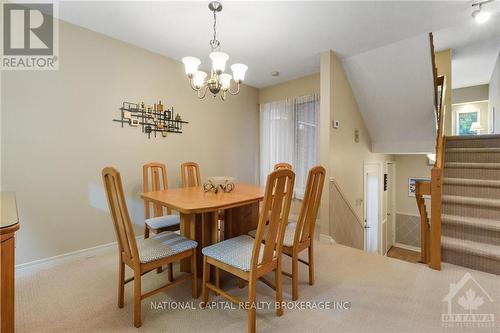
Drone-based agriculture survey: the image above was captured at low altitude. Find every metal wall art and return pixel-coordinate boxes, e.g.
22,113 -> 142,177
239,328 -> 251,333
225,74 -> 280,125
113,101 -> 188,139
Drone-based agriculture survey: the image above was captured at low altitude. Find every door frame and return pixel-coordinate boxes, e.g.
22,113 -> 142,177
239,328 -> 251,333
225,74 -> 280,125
385,161 -> 396,250
363,161 -> 383,255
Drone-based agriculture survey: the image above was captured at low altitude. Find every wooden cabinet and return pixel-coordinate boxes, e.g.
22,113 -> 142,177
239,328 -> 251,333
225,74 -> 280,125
1,192 -> 19,333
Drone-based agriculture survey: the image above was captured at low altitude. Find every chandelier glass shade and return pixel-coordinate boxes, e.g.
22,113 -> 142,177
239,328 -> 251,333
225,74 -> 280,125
182,2 -> 247,100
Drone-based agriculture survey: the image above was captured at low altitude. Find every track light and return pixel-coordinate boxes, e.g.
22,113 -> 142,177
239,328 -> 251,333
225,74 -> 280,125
472,1 -> 493,24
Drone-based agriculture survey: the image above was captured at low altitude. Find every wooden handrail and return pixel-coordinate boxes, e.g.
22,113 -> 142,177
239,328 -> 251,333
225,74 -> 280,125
415,32 -> 446,271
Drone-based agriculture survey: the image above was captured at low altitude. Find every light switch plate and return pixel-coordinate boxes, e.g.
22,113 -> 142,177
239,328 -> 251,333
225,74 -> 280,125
332,120 -> 340,129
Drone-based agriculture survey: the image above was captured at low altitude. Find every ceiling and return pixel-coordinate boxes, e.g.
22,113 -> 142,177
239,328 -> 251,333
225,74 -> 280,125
49,1 -> 500,88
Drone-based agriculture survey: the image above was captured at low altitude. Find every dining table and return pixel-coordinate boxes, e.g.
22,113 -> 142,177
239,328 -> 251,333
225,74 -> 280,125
140,183 -> 265,273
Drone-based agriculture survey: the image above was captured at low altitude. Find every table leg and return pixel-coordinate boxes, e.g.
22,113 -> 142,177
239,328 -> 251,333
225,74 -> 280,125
180,213 -> 196,272
223,201 -> 260,239
181,212 -> 219,274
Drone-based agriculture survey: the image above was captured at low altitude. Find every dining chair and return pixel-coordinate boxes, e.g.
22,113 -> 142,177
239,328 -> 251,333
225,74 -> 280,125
201,169 -> 295,333
248,166 -> 325,300
274,162 -> 293,171
143,163 -> 180,276
180,161 -> 201,187
102,167 -> 198,328
143,163 -> 180,239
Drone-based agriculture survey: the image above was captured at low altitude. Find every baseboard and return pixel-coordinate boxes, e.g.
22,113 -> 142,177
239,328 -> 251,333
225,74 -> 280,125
393,242 -> 421,253
319,233 -> 335,245
15,236 -> 144,270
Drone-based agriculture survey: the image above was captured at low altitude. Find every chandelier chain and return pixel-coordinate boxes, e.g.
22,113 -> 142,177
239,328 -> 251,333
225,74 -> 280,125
210,10 -> 220,50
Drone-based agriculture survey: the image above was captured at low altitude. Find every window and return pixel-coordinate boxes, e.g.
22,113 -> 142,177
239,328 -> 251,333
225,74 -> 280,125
260,94 -> 319,199
457,109 -> 479,136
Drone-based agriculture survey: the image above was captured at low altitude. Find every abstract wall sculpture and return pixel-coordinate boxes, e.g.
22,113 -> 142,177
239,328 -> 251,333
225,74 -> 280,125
113,101 -> 188,139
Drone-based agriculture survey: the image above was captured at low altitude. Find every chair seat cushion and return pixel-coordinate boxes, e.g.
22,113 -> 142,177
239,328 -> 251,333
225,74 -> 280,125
248,222 -> 297,247
138,232 -> 197,264
202,235 -> 263,272
145,214 -> 180,231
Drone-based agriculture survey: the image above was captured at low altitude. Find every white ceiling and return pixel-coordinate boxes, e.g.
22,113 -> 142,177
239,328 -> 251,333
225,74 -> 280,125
48,1 -> 500,88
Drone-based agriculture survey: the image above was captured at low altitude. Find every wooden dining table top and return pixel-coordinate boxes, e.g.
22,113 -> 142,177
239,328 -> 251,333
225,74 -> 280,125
140,183 -> 265,214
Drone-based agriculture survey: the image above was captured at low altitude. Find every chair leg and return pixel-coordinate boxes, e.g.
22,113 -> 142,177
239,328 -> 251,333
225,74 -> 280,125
168,263 -> 174,282
248,276 -> 257,333
308,243 -> 315,286
191,250 -> 198,298
202,256 -> 210,304
215,267 -> 220,295
275,259 -> 283,317
292,252 -> 299,301
133,268 -> 142,328
118,260 -> 125,308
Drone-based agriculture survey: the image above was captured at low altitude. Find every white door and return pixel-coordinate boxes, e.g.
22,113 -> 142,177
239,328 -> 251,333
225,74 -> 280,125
364,164 -> 380,253
386,163 -> 396,250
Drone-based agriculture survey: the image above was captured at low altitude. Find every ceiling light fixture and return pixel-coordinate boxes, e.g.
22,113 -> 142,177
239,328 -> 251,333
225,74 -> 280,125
182,1 -> 247,101
472,0 -> 494,24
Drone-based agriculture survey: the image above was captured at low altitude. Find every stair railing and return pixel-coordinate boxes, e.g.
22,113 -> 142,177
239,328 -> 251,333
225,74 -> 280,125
415,33 -> 446,270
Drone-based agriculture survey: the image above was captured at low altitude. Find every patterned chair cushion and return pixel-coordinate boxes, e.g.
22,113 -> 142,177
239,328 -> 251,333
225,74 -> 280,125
138,232 -> 197,264
202,235 -> 264,272
145,214 -> 180,231
248,222 -> 297,247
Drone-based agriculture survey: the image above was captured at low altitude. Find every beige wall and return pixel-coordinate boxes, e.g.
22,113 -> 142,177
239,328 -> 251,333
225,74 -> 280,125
258,73 -> 320,104
435,50 -> 452,135
394,154 -> 432,216
1,21 -> 259,264
452,84 -> 489,104
330,52 -> 393,221
451,101 -> 489,135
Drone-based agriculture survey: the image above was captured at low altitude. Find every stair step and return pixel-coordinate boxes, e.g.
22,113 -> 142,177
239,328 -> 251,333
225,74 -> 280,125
445,162 -> 500,169
446,134 -> 500,141
446,148 -> 500,153
443,177 -> 500,199
445,135 -> 500,149
444,163 -> 500,180
442,236 -> 500,261
444,177 -> 500,187
442,195 -> 500,208
446,148 -> 500,163
442,214 -> 500,232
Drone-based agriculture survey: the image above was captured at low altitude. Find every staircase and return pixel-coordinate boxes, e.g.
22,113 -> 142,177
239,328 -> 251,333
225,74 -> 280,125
441,135 -> 500,275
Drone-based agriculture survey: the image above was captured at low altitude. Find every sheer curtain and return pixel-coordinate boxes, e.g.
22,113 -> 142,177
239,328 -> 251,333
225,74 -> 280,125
259,94 -> 319,198
294,94 -> 320,198
259,99 -> 294,185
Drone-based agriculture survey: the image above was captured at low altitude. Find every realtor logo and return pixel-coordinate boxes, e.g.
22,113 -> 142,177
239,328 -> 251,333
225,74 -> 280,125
1,2 -> 58,70
442,272 -> 495,328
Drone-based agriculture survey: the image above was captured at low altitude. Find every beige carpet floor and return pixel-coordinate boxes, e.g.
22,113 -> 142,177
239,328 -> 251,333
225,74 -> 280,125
15,242 -> 500,333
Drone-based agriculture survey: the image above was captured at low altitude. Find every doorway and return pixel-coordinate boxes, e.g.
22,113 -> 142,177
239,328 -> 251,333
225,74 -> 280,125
364,163 -> 381,253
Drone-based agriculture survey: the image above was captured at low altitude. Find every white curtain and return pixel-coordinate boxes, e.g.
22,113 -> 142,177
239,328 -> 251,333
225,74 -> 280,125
294,94 -> 320,198
259,99 -> 294,186
259,94 -> 320,199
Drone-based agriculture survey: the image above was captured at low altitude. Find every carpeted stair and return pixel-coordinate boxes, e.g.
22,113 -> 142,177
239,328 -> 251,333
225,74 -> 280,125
442,135 -> 500,275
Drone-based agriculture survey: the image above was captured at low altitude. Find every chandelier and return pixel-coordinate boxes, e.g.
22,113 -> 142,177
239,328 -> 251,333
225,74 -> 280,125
182,1 -> 248,100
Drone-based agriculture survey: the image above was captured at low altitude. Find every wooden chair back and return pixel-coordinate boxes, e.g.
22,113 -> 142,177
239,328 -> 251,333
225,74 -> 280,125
274,163 -> 293,171
294,166 -> 326,245
102,167 -> 139,264
143,163 -> 171,218
251,169 -> 295,270
180,162 -> 201,188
